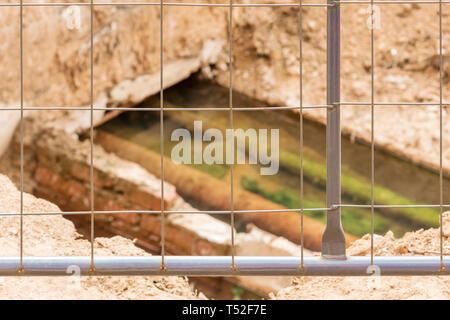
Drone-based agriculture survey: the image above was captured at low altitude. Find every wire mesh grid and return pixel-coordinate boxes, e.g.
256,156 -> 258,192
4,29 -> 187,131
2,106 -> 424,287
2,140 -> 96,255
0,0 -> 448,275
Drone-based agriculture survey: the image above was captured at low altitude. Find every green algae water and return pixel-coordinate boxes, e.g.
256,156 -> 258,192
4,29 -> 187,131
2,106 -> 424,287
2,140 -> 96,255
98,76 -> 445,238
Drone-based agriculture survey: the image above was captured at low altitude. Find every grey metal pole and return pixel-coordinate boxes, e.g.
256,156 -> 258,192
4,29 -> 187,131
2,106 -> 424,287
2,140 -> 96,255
0,256 -> 448,276
322,0 -> 346,259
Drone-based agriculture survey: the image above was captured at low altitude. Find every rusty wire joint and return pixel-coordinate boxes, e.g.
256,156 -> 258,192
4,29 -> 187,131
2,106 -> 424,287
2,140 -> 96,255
17,266 -> 24,274
89,265 -> 96,275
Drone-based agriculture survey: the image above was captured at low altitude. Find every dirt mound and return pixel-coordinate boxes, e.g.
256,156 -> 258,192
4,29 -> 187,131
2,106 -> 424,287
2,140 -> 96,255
0,174 -> 204,300
2,0 -> 450,176
274,214 -> 450,300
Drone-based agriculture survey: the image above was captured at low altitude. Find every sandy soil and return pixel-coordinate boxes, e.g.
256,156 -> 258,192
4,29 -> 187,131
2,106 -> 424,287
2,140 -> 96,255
0,0 -> 449,300
1,0 -> 450,176
0,174 -> 204,300
273,212 -> 450,300
1,1 -> 449,177
205,0 -> 450,175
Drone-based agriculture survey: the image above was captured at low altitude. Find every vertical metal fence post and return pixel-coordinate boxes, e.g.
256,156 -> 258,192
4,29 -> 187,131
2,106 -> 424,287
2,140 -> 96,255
322,0 -> 346,259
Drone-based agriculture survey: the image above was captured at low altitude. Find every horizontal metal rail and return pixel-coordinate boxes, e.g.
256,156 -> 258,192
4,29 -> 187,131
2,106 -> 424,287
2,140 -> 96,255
2,102 -> 448,112
0,105 -> 330,111
0,208 -> 330,217
2,1 -> 450,7
1,203 -> 450,217
0,2 -> 328,8
338,204 -> 450,209
0,256 -> 448,276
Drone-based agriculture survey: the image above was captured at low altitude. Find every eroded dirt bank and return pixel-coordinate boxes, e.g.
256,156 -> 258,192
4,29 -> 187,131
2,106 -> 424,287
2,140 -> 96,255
0,0 -> 449,300
274,213 -> 450,300
1,0 -> 450,176
1,168 -> 449,299
0,174 -> 204,300
1,115 -> 317,297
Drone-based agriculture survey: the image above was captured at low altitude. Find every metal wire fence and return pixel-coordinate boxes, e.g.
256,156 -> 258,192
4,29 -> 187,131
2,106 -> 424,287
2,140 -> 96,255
0,0 -> 449,276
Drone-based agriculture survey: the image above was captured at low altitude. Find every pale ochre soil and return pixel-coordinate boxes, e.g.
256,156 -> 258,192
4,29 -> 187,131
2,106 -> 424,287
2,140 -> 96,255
229,1 -> 450,175
1,0 -> 450,174
0,0 -> 449,300
0,174 -> 205,300
273,212 -> 450,300
1,157 -> 450,300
